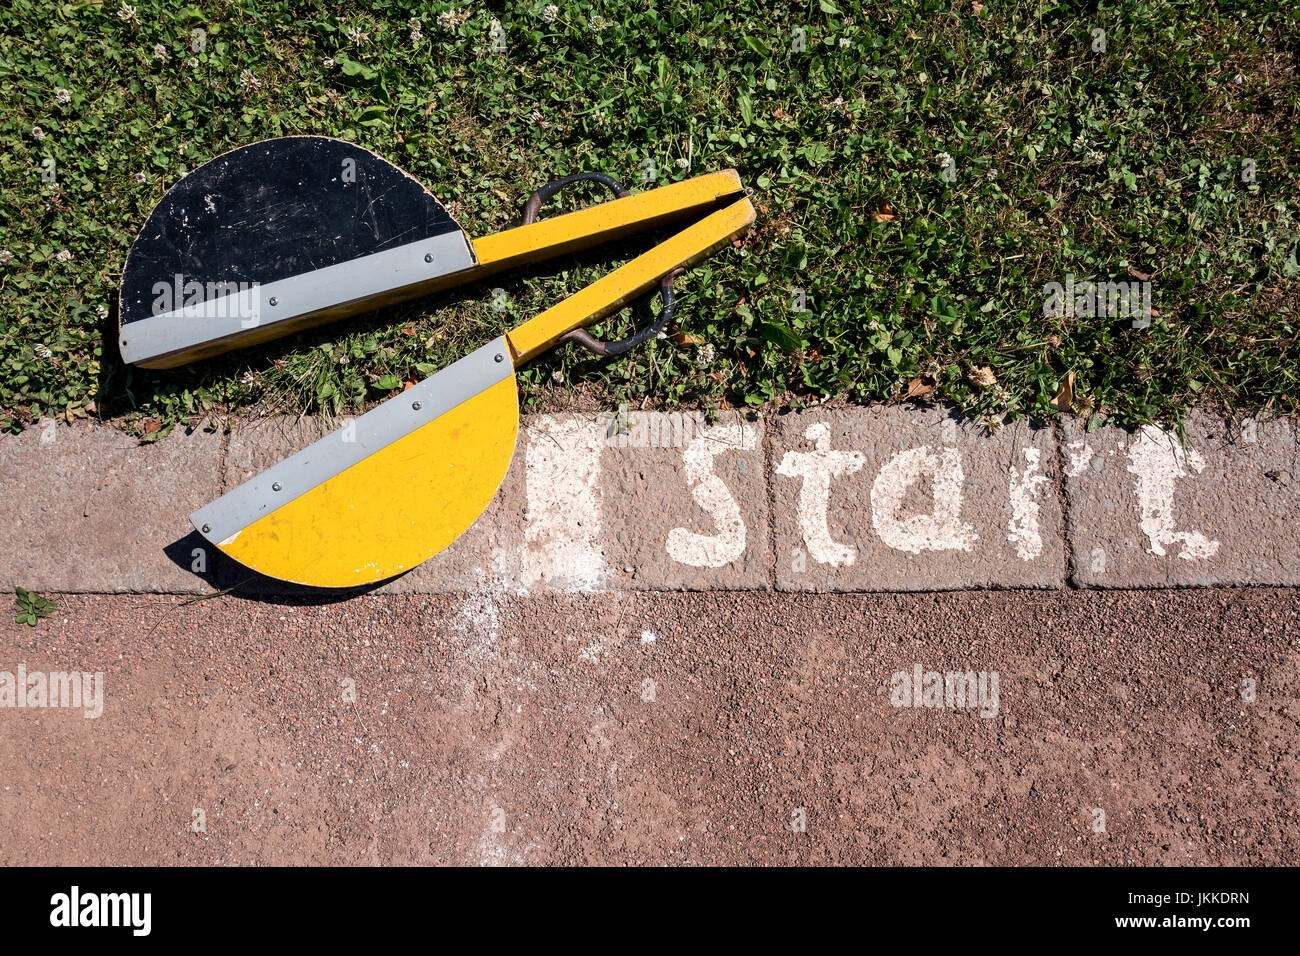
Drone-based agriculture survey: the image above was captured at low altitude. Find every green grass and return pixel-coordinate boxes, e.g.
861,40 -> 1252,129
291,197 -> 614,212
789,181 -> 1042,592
2,0 -> 1297,438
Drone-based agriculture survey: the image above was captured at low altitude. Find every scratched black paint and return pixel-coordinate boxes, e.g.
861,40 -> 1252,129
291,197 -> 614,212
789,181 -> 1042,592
119,136 -> 460,326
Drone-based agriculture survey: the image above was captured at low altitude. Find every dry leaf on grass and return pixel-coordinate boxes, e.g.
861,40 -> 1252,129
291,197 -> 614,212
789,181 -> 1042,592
871,201 -> 897,223
671,332 -> 706,346
1050,370 -> 1074,410
904,375 -> 936,399
967,366 -> 997,388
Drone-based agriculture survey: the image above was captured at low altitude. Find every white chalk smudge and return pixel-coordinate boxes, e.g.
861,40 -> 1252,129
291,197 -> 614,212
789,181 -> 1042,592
871,445 -> 977,554
521,416 -> 607,589
665,418 -> 759,568
1125,425 -> 1220,560
774,423 -> 865,567
1065,440 -> 1095,477
1008,447 -> 1049,561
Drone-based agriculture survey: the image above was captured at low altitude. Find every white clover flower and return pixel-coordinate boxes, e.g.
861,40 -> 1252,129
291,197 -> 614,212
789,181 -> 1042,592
543,4 -> 558,22
323,57 -> 335,68
117,3 -> 139,25
346,25 -> 369,46
551,369 -> 563,383
239,69 -> 260,92
241,371 -> 258,387
32,126 -> 44,141
0,250 -> 13,265
838,37 -> 850,48
35,344 -> 53,359
56,249 -> 72,262
675,157 -> 689,169
187,57 -> 199,69
96,304 -> 109,320
530,108 -> 545,127
696,344 -> 715,365
438,8 -> 471,32
408,17 -> 421,30
410,26 -> 423,44
592,108 -> 606,121
135,171 -> 147,183
153,43 -> 169,62
55,88 -> 72,105
589,14 -> 607,32
829,96 -> 845,110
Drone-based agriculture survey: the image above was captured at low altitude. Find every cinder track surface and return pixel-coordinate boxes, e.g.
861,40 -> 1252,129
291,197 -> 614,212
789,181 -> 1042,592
2,589 -> 1296,865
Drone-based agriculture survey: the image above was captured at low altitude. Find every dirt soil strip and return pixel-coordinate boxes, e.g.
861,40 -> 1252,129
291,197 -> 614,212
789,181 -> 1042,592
1,588 -> 1296,865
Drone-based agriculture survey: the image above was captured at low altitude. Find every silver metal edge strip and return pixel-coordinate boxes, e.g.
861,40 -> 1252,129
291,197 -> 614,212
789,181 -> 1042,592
190,336 -> 514,546
120,231 -> 476,365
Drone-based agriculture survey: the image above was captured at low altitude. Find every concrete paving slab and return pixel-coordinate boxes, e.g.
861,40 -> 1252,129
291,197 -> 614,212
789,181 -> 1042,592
770,406 -> 1065,590
219,414 -> 329,487
0,420 -> 222,592
444,414 -> 614,594
5,406 -> 1294,595
596,410 -> 769,590
1062,412 -> 1300,586
474,411 -> 771,593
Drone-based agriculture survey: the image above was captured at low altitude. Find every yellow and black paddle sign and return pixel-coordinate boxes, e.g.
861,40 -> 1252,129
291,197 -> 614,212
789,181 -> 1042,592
120,136 -> 754,589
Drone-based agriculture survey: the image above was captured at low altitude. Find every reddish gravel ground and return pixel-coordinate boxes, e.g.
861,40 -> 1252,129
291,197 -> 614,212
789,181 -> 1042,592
1,588 -> 1296,865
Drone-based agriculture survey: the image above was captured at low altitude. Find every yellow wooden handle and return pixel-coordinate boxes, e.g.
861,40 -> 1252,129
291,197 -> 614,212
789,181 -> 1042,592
504,196 -> 755,365
470,169 -> 744,276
